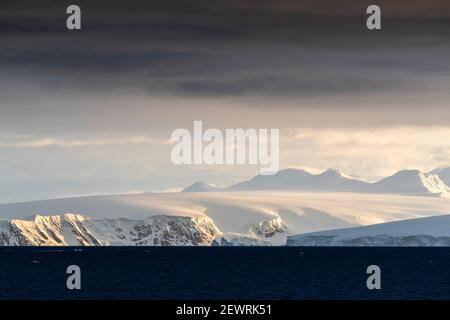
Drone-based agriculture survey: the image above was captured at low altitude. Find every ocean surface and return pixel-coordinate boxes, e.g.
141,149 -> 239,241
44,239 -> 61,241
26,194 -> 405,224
0,247 -> 449,300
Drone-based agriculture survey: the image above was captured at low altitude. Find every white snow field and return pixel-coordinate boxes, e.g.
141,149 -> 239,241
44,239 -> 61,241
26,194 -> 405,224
1,191 -> 450,246
287,215 -> 450,246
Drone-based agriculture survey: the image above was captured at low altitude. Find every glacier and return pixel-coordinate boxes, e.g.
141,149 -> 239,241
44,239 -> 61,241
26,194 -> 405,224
286,215 -> 450,246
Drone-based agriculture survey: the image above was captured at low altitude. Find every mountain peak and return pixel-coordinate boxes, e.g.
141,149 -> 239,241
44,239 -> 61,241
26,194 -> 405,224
373,169 -> 449,197
392,169 -> 421,176
429,166 -> 450,174
321,168 -> 343,176
276,168 -> 313,176
226,167 -> 368,191
429,166 -> 450,187
182,181 -> 221,192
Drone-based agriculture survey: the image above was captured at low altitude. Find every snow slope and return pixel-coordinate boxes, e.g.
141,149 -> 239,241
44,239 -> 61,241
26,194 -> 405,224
286,215 -> 450,246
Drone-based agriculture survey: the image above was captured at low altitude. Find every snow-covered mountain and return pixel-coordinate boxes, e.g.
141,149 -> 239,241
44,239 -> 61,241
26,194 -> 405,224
0,210 -> 294,246
429,167 -> 450,187
181,168 -> 450,197
212,217 -> 290,246
286,215 -> 450,246
250,217 -> 288,238
226,168 -> 370,192
0,213 -> 221,246
371,170 -> 450,197
182,181 -> 222,192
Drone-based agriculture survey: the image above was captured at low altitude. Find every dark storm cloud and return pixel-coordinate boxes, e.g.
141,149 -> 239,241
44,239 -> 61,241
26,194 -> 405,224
2,0 -> 450,203
1,0 -> 450,99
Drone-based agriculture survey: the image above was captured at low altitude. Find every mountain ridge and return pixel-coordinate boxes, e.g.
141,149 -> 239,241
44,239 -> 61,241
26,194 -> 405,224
182,168 -> 450,197
429,166 -> 450,187
0,213 -> 222,246
182,181 -> 221,192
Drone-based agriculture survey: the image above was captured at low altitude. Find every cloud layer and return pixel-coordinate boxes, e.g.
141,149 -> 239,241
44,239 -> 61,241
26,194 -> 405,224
1,1 -> 450,202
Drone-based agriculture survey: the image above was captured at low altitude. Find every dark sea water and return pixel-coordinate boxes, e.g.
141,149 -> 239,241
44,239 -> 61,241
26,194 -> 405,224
0,247 -> 449,300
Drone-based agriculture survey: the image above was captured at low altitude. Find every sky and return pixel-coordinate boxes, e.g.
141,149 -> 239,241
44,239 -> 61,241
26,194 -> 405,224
1,0 -> 450,202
